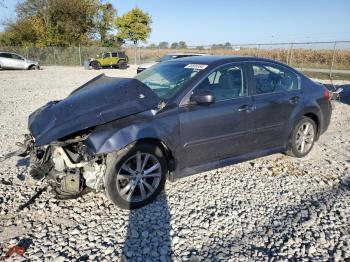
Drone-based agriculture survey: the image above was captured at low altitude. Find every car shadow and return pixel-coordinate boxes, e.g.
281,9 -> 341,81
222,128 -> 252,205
120,191 -> 172,262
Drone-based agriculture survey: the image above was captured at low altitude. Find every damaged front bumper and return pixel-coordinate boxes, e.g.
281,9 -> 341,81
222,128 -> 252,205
1,134 -> 106,199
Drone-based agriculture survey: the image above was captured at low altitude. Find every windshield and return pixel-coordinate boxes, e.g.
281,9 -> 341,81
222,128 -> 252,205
135,62 -> 207,100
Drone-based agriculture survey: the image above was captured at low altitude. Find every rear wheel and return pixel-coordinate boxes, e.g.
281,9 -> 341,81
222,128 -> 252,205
287,117 -> 317,158
104,143 -> 167,209
118,60 -> 127,69
91,61 -> 101,70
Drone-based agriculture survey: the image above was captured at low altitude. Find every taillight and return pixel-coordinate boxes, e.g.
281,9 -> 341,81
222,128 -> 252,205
323,88 -> 331,101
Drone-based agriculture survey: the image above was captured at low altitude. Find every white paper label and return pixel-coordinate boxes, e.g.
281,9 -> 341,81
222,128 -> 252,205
184,64 -> 208,70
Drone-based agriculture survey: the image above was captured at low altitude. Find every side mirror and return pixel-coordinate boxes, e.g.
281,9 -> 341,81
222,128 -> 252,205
190,90 -> 215,105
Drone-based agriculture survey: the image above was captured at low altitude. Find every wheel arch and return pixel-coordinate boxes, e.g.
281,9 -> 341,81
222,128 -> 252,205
135,138 -> 176,172
85,126 -> 177,173
303,112 -> 320,138
27,64 -> 36,70
286,104 -> 322,148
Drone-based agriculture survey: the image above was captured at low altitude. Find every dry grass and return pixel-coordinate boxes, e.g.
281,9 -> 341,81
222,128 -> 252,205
129,47 -> 350,70
2,45 -> 349,70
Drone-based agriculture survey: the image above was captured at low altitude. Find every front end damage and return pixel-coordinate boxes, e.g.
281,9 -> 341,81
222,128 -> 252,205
9,133 -> 107,199
1,75 -> 162,199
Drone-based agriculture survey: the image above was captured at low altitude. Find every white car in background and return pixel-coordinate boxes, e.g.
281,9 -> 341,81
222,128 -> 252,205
137,53 -> 207,74
0,52 -> 40,70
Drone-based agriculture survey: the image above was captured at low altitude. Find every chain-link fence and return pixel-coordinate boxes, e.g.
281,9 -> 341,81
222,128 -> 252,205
1,41 -> 350,78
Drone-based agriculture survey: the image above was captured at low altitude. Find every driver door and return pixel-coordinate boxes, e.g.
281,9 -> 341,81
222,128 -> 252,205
179,63 -> 256,168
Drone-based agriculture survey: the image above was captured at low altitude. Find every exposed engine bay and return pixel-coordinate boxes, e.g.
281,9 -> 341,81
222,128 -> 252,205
23,134 -> 106,199
0,75 -> 168,203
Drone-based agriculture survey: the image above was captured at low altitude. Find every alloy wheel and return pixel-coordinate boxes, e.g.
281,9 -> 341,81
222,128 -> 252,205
295,122 -> 315,154
116,152 -> 162,203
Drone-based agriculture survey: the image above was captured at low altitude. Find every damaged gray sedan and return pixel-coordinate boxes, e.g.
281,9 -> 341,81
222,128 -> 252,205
2,56 -> 332,209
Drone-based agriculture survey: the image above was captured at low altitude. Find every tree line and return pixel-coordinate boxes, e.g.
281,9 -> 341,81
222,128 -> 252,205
147,42 -> 235,50
0,0 -> 152,48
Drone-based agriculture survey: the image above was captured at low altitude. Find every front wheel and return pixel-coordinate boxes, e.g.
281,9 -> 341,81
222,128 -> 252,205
287,117 -> 317,158
104,143 -> 167,209
28,65 -> 39,70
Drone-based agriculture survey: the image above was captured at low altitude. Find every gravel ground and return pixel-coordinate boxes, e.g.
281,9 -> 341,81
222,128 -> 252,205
0,66 -> 350,262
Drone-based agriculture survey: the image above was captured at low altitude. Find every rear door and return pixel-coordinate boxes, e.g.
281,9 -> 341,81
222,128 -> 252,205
112,52 -> 120,64
0,53 -> 16,68
249,62 -> 301,149
179,63 -> 255,168
102,52 -> 113,66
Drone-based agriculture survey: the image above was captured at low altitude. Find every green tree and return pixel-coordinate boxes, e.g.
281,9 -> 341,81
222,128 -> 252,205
3,0 -> 99,46
0,17 -> 40,46
178,41 -> 187,49
170,42 -> 178,49
212,43 -> 225,50
115,7 -> 152,64
102,34 -> 125,47
224,42 -> 232,49
158,41 -> 169,49
196,45 -> 204,50
94,2 -> 116,46
148,43 -> 157,49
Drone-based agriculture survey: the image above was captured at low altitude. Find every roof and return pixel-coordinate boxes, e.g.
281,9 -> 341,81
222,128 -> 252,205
166,55 -> 293,69
165,53 -> 207,56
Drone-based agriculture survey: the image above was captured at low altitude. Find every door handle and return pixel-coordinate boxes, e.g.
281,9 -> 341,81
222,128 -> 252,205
289,96 -> 300,104
238,105 -> 255,112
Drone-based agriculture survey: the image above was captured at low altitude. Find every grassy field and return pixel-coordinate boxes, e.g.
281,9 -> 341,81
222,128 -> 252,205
301,71 -> 350,81
133,47 -> 350,70
1,45 -> 350,72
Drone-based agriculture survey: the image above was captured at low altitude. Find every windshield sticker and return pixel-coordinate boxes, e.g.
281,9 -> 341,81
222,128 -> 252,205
184,64 -> 208,70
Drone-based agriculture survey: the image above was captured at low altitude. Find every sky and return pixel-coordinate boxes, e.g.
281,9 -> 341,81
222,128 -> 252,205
1,0 -> 350,46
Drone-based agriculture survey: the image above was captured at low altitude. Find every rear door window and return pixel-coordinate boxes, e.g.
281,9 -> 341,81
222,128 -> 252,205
111,52 -> 118,57
0,53 -> 12,58
252,63 -> 299,94
102,53 -> 111,58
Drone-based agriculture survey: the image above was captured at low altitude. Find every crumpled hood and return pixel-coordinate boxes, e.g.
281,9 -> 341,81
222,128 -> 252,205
28,74 -> 160,146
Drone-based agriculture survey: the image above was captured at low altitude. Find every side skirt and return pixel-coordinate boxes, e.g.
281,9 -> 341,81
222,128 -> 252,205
172,146 -> 286,181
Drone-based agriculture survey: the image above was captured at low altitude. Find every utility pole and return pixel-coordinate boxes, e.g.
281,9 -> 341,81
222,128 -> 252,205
78,43 -> 82,66
330,41 -> 337,79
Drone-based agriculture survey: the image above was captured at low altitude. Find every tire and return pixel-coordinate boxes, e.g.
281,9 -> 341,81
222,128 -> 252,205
91,61 -> 101,70
104,143 -> 168,209
28,65 -> 38,70
118,60 -> 127,70
286,116 -> 317,158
